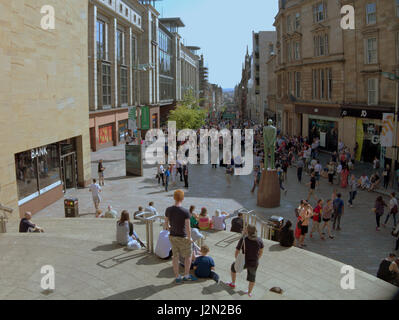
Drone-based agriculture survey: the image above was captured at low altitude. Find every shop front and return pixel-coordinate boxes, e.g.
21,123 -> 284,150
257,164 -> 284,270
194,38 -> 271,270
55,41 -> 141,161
295,104 -> 341,152
308,116 -> 339,152
118,120 -> 128,143
15,138 -> 79,215
341,105 -> 395,163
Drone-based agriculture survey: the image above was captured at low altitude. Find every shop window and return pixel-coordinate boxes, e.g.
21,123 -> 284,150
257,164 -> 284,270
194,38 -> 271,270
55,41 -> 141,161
37,144 -> 60,193
15,144 -> 61,204
15,151 -> 39,201
99,125 -> 113,144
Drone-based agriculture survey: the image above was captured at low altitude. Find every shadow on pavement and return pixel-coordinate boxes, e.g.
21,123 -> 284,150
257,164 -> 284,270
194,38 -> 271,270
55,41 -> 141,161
102,283 -> 176,300
268,244 -> 290,252
92,242 -> 122,252
97,251 -> 148,269
214,234 -> 241,248
201,282 -> 236,296
105,176 -> 135,181
136,255 -> 169,266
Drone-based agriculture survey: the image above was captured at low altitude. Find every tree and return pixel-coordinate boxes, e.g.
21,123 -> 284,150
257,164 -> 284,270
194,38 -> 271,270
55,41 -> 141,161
168,91 -> 207,130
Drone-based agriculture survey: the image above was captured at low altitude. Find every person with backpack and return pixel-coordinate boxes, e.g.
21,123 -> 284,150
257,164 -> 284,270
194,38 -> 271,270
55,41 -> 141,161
384,192 -> 398,228
332,193 -> 344,231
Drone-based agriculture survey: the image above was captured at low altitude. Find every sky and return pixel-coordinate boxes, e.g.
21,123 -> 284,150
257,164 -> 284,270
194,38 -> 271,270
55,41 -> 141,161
156,0 -> 278,90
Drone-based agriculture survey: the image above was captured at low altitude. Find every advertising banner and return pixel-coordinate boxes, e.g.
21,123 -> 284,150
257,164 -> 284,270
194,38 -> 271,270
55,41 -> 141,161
380,113 -> 394,147
99,125 -> 113,144
141,106 -> 150,130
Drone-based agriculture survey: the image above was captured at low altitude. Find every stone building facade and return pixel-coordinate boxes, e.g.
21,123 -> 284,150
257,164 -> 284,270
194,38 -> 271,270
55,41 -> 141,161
0,0 -> 91,216
273,0 -> 399,162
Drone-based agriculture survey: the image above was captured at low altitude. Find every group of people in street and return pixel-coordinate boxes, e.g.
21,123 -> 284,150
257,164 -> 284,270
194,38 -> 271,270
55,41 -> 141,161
157,161 -> 189,192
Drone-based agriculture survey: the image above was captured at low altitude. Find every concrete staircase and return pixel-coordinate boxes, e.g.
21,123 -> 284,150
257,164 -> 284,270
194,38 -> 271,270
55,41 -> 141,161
0,217 -> 397,300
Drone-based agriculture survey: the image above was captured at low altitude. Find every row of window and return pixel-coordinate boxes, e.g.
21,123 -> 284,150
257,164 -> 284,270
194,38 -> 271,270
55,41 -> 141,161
96,20 -> 137,65
278,69 -> 379,106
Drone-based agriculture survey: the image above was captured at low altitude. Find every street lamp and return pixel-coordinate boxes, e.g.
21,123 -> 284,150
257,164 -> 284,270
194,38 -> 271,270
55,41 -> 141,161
382,70 -> 399,187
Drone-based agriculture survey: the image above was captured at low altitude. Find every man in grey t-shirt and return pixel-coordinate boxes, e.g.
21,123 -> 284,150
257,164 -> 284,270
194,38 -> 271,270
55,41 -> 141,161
164,190 -> 197,283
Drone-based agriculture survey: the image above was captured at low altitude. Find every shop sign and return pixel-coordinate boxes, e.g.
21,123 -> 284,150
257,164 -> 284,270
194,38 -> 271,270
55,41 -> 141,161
380,113 -> 394,147
341,107 -> 391,120
31,147 -> 47,159
141,106 -> 150,130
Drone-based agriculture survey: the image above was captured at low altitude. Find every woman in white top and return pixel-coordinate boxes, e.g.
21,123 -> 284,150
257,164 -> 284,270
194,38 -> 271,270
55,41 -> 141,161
212,209 -> 230,231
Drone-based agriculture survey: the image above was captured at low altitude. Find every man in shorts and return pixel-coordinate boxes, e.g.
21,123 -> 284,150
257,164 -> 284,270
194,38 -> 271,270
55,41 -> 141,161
164,189 -> 197,283
227,225 -> 264,297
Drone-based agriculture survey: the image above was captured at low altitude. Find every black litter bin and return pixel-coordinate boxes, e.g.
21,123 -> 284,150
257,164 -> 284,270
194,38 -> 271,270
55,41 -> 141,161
267,216 -> 284,241
64,198 -> 79,217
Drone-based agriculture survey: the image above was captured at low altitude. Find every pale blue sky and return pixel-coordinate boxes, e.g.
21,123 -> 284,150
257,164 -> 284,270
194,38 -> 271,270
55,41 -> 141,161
156,0 -> 278,89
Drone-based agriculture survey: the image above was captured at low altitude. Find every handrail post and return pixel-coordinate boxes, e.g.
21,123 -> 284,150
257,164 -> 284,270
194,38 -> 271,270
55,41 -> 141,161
150,220 -> 154,253
145,220 -> 150,253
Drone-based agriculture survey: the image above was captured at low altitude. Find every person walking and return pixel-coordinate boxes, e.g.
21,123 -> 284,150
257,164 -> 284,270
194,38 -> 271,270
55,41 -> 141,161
327,162 -> 335,185
176,160 -> 183,182
157,164 -> 165,186
384,192 -> 398,228
373,196 -> 387,231
321,199 -> 334,239
183,165 -> 189,188
383,164 -> 391,189
89,179 -> 102,212
297,158 -> 304,183
164,190 -> 197,283
332,193 -> 344,231
348,174 -> 357,208
251,167 -> 261,193
227,225 -> 264,297
310,199 -> 325,240
164,166 -> 170,192
306,172 -> 317,202
277,166 -> 287,195
98,159 -> 105,186
340,166 -> 349,188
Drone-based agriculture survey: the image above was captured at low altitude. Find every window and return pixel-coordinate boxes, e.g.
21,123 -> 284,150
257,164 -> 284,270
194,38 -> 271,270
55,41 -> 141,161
366,3 -> 376,25
287,15 -> 292,32
295,12 -> 301,30
328,68 -> 333,100
294,42 -> 300,60
312,70 -> 318,99
96,20 -> 106,60
15,144 -> 60,203
313,2 -> 326,22
368,78 -> 378,105
365,38 -> 377,64
131,36 -> 136,65
125,8 -> 128,17
287,41 -> 291,62
117,29 -> 124,64
119,4 -> 123,12
102,63 -> 111,106
295,72 -> 301,98
120,67 -> 128,105
288,72 -> 292,95
314,34 -> 329,56
320,69 -> 325,99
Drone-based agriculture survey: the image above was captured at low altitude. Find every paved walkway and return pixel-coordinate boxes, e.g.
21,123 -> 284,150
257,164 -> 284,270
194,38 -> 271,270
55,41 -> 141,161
30,144 -> 399,277
1,218 -> 396,300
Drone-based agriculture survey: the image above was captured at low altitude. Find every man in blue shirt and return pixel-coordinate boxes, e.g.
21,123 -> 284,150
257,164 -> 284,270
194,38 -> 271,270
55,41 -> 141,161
164,166 -> 170,192
333,193 -> 344,231
193,245 -> 220,283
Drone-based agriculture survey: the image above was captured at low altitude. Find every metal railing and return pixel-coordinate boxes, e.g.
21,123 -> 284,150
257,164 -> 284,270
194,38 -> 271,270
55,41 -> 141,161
136,207 -> 279,256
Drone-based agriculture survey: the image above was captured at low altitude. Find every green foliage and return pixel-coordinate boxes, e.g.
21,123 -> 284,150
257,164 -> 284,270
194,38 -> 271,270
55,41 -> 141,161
168,91 -> 207,130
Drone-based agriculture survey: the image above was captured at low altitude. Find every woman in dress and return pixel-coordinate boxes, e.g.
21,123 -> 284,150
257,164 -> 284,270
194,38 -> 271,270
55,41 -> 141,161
340,165 -> 349,188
